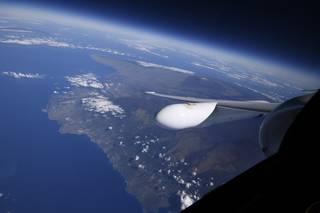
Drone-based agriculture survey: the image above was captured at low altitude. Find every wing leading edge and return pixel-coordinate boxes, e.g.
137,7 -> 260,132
146,91 -> 279,112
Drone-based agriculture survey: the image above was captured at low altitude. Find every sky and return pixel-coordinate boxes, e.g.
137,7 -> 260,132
2,0 -> 319,72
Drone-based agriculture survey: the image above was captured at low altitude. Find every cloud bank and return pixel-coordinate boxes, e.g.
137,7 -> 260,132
2,71 -> 43,79
82,94 -> 125,117
136,60 -> 194,75
0,37 -> 128,56
65,73 -> 104,89
0,38 -> 72,48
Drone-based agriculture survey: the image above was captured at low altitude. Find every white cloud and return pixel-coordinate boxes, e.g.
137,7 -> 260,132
79,45 -> 127,56
0,38 -> 72,48
165,156 -> 171,161
136,60 -> 194,75
66,73 -> 104,89
0,37 -> 129,56
193,61 -> 231,72
133,44 -> 169,58
159,153 -> 165,158
192,62 -> 216,70
179,178 -> 185,185
120,39 -> 169,58
2,71 -> 43,79
81,94 -> 125,118
134,140 -> 141,145
138,164 -> 145,169
185,183 -> 192,189
235,83 -> 284,102
0,28 -> 34,33
193,61 -> 291,101
141,145 -> 149,153
179,191 -> 195,210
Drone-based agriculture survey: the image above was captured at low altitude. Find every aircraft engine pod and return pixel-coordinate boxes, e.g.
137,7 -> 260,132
156,102 -> 217,129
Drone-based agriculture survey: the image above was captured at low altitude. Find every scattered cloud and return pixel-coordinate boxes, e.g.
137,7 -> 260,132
192,61 -> 298,101
81,93 -> 125,118
0,36 -> 129,56
138,164 -> 145,169
179,190 -> 195,210
120,39 -> 169,58
80,45 -> 127,56
192,62 -> 215,70
65,73 -> 104,89
193,61 -> 231,72
185,183 -> 192,189
132,44 -> 169,58
0,38 -> 72,48
141,145 -> 149,153
136,60 -> 194,75
0,28 -> 34,33
2,71 -> 43,79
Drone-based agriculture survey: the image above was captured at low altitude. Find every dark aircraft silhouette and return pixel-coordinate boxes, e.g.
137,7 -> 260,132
147,90 -> 320,212
146,90 -> 315,157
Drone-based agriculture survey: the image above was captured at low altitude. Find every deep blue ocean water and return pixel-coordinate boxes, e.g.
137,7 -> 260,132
0,46 -> 142,213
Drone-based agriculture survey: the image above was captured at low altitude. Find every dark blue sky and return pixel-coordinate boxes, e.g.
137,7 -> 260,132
5,0 -> 320,71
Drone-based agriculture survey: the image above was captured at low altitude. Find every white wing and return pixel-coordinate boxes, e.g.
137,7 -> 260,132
146,91 -> 279,112
146,91 -> 280,130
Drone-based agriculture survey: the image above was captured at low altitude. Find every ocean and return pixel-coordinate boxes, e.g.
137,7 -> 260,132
0,46 -> 142,213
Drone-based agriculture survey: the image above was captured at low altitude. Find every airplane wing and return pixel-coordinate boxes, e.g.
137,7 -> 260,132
202,105 -> 264,126
145,91 -> 279,112
146,91 -> 280,129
